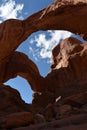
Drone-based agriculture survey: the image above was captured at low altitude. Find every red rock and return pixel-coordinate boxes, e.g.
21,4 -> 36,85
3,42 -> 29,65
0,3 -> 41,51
0,0 -> 87,95
0,83 -> 29,117
55,104 -> 72,120
1,112 -> 34,129
45,37 -> 87,98
59,92 -> 87,107
2,37 -> 87,98
35,114 -> 46,124
13,114 -> 87,130
0,0 -> 87,130
81,104 -> 87,113
30,0 -> 87,40
51,37 -> 83,70
0,0 -> 87,63
0,18 -> 37,63
0,51 -> 46,92
32,92 -> 55,107
44,104 -> 55,121
59,105 -> 72,115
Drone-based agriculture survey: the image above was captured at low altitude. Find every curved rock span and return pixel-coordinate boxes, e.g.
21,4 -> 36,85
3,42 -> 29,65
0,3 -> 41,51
0,51 -> 45,92
0,0 -> 87,93
1,37 -> 87,98
0,0 -> 87,63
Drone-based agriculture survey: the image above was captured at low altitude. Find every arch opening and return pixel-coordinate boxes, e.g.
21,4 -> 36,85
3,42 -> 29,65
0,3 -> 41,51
4,76 -> 33,104
3,30 -> 86,104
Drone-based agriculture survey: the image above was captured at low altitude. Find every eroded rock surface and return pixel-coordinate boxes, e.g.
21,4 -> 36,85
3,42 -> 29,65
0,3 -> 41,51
0,83 -> 29,117
0,51 -> 45,92
45,37 -> 87,98
0,0 -> 87,63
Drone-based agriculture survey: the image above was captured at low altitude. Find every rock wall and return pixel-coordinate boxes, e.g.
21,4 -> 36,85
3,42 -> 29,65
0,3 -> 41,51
45,37 -> 87,97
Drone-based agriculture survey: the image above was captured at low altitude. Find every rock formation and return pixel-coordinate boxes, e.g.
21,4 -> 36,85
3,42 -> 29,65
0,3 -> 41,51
0,0 -> 87,63
0,51 -> 45,92
0,0 -> 87,129
45,37 -> 87,97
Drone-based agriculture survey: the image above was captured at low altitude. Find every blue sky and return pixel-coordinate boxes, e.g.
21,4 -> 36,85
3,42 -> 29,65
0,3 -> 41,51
0,0 -> 85,103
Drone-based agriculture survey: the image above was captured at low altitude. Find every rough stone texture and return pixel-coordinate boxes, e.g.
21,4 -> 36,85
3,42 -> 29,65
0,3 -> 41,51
28,0 -> 87,40
0,19 -> 37,63
0,0 -> 87,130
2,41 -> 87,130
32,92 -> 55,107
0,0 -> 87,92
44,104 -> 55,121
13,114 -> 87,130
0,51 -> 45,92
0,83 -> 30,117
34,114 -> 46,124
0,112 -> 34,129
45,37 -> 87,98
0,0 -> 87,63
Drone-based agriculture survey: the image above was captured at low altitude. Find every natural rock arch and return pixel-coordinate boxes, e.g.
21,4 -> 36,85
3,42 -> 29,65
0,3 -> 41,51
0,51 -> 46,92
0,0 -> 87,94
0,0 -> 87,63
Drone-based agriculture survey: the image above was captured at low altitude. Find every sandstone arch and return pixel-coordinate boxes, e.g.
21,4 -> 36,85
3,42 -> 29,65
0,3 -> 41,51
0,0 -> 87,63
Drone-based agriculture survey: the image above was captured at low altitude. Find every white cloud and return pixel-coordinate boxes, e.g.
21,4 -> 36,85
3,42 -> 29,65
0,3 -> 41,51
29,30 -> 85,63
0,20 -> 2,23
0,0 -> 24,22
29,31 -> 72,62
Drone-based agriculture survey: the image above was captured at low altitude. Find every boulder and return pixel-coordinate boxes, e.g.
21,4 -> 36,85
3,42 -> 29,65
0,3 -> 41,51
44,104 -> 55,121
32,92 -> 55,107
0,83 -> 29,117
35,114 -> 46,124
1,112 -> 34,129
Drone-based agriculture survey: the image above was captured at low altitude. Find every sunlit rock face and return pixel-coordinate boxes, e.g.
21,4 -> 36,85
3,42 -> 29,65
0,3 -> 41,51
51,37 -> 83,70
33,0 -> 87,40
45,37 -> 87,98
0,0 -> 87,130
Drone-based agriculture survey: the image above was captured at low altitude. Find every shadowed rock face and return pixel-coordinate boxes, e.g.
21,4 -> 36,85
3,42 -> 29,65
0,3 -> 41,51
0,51 -> 45,92
0,83 -> 29,117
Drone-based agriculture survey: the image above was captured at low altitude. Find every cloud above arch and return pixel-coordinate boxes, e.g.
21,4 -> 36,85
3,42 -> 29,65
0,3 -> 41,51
29,30 -> 85,63
0,0 -> 24,23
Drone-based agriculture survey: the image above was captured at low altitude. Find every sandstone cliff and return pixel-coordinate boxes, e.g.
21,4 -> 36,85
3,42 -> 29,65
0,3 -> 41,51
0,0 -> 87,130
